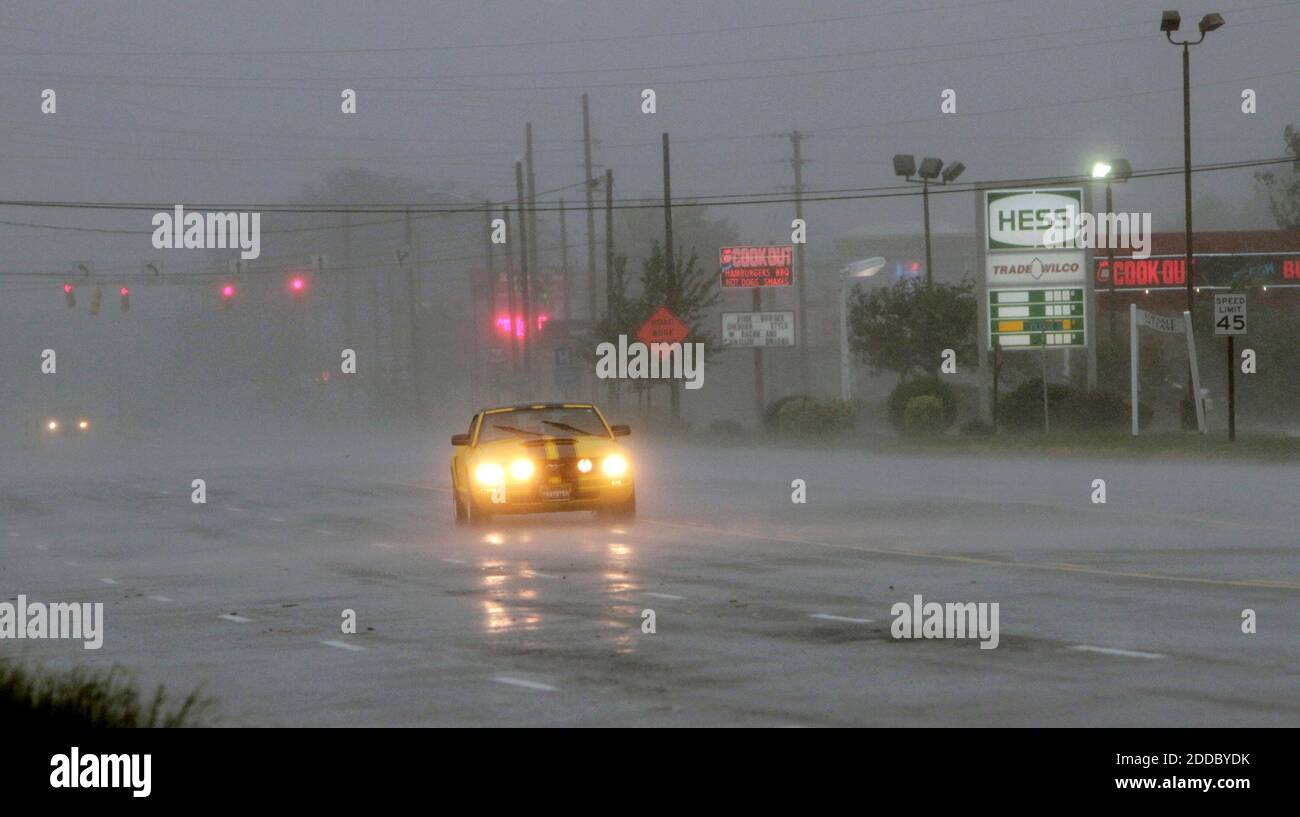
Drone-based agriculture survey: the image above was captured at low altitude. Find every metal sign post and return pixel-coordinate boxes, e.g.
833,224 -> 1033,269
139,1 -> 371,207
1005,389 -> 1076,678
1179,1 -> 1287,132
1213,293 -> 1247,442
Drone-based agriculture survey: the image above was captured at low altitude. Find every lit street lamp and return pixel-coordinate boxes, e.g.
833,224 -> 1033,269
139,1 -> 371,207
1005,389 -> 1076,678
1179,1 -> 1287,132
838,256 -> 886,402
1091,158 -> 1131,347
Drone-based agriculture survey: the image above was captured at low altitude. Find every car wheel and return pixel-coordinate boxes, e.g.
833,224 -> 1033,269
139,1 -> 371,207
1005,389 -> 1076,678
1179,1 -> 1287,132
599,491 -> 636,521
467,497 -> 494,527
453,493 -> 468,526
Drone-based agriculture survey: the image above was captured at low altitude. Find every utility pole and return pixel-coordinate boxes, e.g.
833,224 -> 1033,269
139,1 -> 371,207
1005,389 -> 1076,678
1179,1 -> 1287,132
525,122 -> 539,299
404,208 -> 423,414
502,206 -> 520,374
515,161 -> 532,377
786,130 -> 811,393
605,169 -> 617,409
344,210 -> 356,407
662,132 -> 679,420
582,94 -> 598,326
559,199 -> 570,320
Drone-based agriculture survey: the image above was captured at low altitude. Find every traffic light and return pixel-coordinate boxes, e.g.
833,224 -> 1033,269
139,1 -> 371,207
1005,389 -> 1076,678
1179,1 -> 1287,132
119,286 -> 130,312
63,283 -> 76,308
221,283 -> 236,309
287,274 -> 308,297
90,286 -> 103,316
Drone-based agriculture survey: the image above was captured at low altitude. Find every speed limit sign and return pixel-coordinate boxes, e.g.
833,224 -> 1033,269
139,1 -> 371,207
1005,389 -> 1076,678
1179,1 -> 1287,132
1213,293 -> 1247,336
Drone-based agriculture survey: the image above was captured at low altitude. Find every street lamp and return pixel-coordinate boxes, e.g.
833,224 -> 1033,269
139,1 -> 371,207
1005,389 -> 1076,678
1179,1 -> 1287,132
1163,8 -> 1223,427
838,256 -> 886,402
1091,158 -> 1131,347
893,155 -> 965,288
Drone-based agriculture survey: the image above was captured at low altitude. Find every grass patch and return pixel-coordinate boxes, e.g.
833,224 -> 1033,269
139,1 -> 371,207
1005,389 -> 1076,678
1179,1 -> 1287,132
0,659 -> 210,727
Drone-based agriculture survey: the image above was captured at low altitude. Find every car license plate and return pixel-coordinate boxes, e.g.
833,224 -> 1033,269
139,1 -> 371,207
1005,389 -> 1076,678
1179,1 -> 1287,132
541,485 -> 572,501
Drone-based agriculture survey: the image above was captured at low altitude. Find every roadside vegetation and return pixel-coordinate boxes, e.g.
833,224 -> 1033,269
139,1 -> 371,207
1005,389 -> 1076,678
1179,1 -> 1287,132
0,658 -> 210,728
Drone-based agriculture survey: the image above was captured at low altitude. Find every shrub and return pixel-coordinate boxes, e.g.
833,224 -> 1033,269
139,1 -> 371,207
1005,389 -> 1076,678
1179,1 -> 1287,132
960,417 -> 994,436
903,395 -> 946,436
709,417 -> 745,436
763,394 -> 812,431
887,376 -> 956,432
775,396 -> 856,436
998,378 -> 1153,432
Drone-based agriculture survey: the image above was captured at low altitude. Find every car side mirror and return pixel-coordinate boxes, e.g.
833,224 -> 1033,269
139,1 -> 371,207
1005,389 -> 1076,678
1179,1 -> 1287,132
451,433 -> 471,446
610,424 -> 631,437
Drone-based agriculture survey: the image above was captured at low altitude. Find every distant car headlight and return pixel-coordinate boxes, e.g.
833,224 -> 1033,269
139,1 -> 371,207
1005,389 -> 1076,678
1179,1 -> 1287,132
601,454 -> 628,477
46,420 -> 59,432
475,462 -> 504,485
510,458 -> 535,480
78,419 -> 90,431
577,458 -> 593,474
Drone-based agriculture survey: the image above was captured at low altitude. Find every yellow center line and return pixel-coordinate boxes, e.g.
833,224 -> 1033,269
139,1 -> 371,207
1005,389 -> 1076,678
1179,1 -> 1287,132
645,519 -> 1300,592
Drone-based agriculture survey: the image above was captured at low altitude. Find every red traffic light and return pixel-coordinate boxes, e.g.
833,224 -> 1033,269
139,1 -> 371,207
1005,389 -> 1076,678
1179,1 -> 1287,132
63,283 -> 76,308
63,283 -> 74,294
288,275 -> 307,296
119,286 -> 130,311
119,286 -> 130,297
220,283 -> 236,308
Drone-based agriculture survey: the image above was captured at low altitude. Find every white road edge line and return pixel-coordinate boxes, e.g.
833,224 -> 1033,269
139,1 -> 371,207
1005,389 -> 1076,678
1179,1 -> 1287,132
269,517 -> 286,523
645,592 -> 686,600
321,640 -> 366,652
809,613 -> 875,624
218,614 -> 253,623
490,676 -> 558,692
149,595 -> 173,603
1069,645 -> 1165,659
99,577 -> 117,585
441,558 -> 468,564
314,529 -> 336,536
524,571 -> 560,579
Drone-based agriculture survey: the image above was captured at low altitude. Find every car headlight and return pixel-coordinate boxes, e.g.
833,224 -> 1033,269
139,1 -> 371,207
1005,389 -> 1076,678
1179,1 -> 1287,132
510,458 -> 534,481
577,458 -> 593,474
474,462 -> 504,485
46,420 -> 59,432
78,419 -> 90,431
601,454 -> 628,477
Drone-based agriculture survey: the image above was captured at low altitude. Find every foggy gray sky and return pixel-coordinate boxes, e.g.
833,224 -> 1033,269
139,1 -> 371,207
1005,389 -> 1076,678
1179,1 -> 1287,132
1,0 -> 1298,275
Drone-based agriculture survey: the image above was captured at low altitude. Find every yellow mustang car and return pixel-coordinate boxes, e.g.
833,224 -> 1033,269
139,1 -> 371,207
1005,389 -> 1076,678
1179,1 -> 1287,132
451,403 -> 635,525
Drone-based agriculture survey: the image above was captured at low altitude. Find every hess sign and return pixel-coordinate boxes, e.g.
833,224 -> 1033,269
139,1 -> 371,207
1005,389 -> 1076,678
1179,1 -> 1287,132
720,245 -> 793,288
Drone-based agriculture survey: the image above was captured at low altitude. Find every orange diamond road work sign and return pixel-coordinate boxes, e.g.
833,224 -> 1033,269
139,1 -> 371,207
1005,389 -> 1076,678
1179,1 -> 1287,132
636,306 -> 689,346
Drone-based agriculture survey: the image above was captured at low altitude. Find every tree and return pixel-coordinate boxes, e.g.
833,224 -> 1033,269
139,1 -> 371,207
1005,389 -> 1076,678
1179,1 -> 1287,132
1255,124 -> 1300,228
847,278 -> 977,380
585,242 -> 720,418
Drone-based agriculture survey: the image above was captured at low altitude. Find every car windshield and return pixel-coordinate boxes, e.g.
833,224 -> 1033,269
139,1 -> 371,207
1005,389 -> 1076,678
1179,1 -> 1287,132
476,407 -> 609,444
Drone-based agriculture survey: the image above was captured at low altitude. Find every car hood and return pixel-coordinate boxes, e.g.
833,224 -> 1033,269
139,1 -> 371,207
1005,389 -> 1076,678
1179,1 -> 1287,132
469,436 -> 621,461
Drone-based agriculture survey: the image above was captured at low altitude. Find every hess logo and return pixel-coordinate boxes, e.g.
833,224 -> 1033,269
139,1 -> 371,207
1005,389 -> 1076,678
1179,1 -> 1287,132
988,190 -> 1081,250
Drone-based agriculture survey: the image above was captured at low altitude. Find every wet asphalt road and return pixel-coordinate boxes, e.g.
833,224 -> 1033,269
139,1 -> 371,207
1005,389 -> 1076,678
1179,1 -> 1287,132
2,432 -> 1297,726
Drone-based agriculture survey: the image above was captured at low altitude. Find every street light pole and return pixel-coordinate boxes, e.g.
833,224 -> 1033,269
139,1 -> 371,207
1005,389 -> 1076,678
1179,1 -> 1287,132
921,178 -> 933,289
1163,9 -> 1223,427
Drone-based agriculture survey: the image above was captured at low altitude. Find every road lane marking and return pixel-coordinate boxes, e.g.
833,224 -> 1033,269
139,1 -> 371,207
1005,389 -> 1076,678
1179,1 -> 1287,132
645,592 -> 686,600
371,542 -> 393,550
269,516 -> 286,523
809,613 -> 874,624
1069,645 -> 1165,660
64,560 -> 81,567
218,614 -> 253,623
225,506 -> 246,513
441,558 -> 468,564
490,676 -> 558,692
149,595 -> 173,603
314,529 -> 336,536
99,578 -> 117,586
321,640 -> 365,652
645,519 -> 1300,592
523,570 -> 560,579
